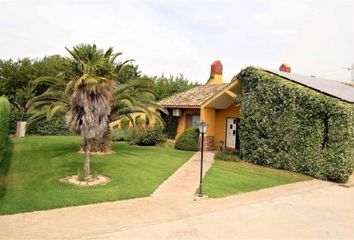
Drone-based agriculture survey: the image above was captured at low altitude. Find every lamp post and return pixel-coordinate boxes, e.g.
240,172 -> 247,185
198,121 -> 208,197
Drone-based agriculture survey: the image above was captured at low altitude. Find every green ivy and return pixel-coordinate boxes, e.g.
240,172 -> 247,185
238,67 -> 354,183
0,97 -> 10,164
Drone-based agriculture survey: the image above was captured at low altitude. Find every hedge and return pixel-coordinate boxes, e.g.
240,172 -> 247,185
175,127 -> 199,151
0,97 -> 10,164
238,67 -> 354,182
214,151 -> 240,162
133,127 -> 166,146
112,128 -> 136,142
9,112 -> 70,136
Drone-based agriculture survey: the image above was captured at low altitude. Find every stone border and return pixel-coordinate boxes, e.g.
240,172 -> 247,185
77,150 -> 116,155
60,175 -> 111,187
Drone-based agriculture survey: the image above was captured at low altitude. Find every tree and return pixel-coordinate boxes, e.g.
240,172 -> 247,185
150,74 -> 199,100
12,85 -> 36,121
0,55 -> 71,114
83,77 -> 167,153
28,76 -> 70,124
0,58 -> 34,109
65,44 -> 119,180
116,63 -> 141,84
111,77 -> 166,125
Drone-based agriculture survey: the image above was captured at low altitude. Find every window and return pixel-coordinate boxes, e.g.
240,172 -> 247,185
186,115 -> 200,128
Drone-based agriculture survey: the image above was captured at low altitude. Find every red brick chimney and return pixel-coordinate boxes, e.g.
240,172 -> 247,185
279,64 -> 291,73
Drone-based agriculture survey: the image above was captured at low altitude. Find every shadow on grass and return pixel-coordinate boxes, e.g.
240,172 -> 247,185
44,143 -> 81,160
110,143 -> 152,158
0,139 -> 14,199
59,158 -> 110,177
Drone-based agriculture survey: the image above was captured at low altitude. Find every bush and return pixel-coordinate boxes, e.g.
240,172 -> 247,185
134,127 -> 166,146
238,67 -> 354,183
214,151 -> 240,161
0,97 -> 10,163
175,127 -> 199,151
112,128 -> 136,142
9,112 -> 70,136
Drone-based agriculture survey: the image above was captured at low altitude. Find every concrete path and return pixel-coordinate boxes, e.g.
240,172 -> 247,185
1,152 -> 354,240
152,151 -> 214,200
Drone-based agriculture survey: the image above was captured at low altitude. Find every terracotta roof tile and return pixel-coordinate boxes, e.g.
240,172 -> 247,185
159,83 -> 228,107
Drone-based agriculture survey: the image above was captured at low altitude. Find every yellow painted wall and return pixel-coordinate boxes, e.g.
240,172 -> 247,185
109,112 -> 149,129
174,105 -> 239,144
109,107 -> 157,129
176,108 -> 200,138
207,74 -> 223,84
148,107 -> 157,126
214,104 -> 240,145
200,107 -> 215,137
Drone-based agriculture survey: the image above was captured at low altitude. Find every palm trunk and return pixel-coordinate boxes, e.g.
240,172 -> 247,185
88,126 -> 112,152
84,139 -> 91,180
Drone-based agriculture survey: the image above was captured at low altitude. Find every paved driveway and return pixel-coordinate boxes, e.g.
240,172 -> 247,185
101,181 -> 354,240
1,152 -> 353,239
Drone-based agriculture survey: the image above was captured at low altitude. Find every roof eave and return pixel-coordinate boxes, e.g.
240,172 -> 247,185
201,80 -> 240,108
161,105 -> 201,109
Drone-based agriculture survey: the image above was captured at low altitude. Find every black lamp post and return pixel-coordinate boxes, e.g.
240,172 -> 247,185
198,121 -> 208,197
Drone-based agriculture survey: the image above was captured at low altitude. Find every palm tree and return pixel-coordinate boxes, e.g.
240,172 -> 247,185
28,44 -> 166,163
64,44 -> 121,180
111,77 -> 166,126
27,75 -> 70,124
80,77 -> 167,153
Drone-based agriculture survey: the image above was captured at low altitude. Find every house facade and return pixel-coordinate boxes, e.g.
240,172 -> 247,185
160,60 -> 354,152
160,60 -> 242,151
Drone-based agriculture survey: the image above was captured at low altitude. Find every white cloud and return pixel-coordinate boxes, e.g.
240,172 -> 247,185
0,0 -> 353,82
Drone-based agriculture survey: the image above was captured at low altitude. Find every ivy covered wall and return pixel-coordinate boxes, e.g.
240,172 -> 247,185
0,97 -> 10,164
238,67 -> 354,183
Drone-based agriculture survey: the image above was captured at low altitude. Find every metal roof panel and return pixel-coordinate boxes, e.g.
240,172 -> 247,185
264,69 -> 354,103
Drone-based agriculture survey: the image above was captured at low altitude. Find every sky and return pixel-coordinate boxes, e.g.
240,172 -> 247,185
0,0 -> 353,83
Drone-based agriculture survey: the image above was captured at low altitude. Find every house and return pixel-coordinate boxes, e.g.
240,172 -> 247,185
109,112 -> 155,129
160,60 -> 354,152
160,60 -> 242,151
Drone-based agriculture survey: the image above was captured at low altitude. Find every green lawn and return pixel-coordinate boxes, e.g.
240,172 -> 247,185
202,160 -> 312,198
0,136 -> 194,215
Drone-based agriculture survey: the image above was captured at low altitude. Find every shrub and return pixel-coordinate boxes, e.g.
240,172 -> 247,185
175,127 -> 199,151
9,112 -> 70,136
134,127 -> 166,146
238,67 -> 354,183
112,128 -> 136,142
214,151 -> 240,162
0,97 -> 10,164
